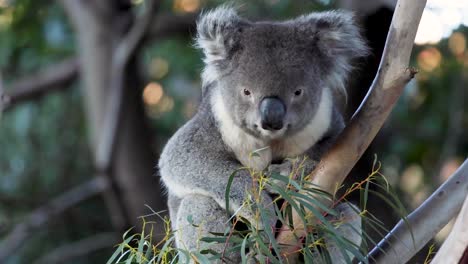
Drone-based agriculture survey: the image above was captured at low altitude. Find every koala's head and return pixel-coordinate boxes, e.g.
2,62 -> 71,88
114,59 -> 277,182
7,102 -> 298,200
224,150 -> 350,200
196,6 -> 368,141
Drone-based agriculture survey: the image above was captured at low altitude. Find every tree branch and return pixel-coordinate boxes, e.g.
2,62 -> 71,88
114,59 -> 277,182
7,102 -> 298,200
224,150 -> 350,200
34,232 -> 118,264
0,177 -> 110,262
366,159 -> 468,263
0,58 -> 79,112
59,0 -> 168,232
431,194 -> 468,264
431,193 -> 468,263
95,0 -> 160,171
276,0 -> 426,261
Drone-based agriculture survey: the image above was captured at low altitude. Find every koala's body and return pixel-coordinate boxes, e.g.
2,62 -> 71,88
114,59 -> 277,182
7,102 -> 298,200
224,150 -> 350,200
159,6 -> 367,263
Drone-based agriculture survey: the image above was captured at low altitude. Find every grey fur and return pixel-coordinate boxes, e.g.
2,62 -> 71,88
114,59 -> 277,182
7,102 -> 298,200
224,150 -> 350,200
158,6 -> 368,262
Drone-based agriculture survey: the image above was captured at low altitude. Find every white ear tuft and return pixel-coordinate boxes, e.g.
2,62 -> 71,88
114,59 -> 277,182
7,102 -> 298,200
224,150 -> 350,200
195,6 -> 242,64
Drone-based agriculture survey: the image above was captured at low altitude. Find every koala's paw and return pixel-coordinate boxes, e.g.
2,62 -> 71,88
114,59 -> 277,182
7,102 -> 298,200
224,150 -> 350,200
267,160 -> 293,177
313,202 -> 362,263
237,192 -> 277,232
265,160 -> 293,194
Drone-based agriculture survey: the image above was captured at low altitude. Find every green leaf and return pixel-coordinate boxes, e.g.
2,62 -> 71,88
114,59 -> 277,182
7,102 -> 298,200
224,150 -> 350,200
108,232 -> 136,264
293,191 -> 337,217
125,254 -> 135,264
192,252 -> 211,264
269,184 -> 308,228
253,233 -> 280,264
187,214 -> 194,225
250,146 -> 270,157
137,233 -> 146,262
155,236 -> 178,263
241,235 -> 249,263
362,180 -> 370,211
225,169 -> 243,217
107,243 -> 125,264
258,207 -> 281,258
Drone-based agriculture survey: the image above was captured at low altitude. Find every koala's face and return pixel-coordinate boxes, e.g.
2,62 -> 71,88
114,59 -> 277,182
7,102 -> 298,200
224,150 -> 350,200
197,7 -> 367,141
219,25 -> 324,139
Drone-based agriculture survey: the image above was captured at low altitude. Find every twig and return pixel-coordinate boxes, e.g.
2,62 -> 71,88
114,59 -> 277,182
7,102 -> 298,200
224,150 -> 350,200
0,58 -> 79,112
0,177 -> 110,262
276,0 -> 426,261
94,0 -> 159,171
366,159 -> 468,264
33,232 -> 118,264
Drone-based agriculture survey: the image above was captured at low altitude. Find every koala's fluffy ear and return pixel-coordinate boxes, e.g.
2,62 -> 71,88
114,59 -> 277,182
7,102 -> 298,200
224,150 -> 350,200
294,10 -> 369,96
296,10 -> 368,59
196,6 -> 248,64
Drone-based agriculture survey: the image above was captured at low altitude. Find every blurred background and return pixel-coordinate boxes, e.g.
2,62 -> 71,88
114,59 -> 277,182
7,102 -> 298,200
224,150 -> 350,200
0,0 -> 466,263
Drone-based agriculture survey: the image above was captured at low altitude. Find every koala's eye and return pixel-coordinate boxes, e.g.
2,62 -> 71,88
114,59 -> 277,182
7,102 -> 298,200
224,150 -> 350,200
294,89 -> 303,96
243,89 -> 251,96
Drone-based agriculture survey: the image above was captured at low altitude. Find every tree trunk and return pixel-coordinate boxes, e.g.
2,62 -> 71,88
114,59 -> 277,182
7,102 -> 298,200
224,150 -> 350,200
61,0 -> 165,230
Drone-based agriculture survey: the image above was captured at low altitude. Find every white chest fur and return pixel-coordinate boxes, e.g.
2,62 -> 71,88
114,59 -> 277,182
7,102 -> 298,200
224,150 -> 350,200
211,89 -> 332,171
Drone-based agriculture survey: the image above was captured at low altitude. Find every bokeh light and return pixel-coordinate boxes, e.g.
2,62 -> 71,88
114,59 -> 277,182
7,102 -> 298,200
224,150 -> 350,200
146,95 -> 175,118
0,0 -> 9,8
0,7 -> 12,29
417,47 -> 442,72
439,158 -> 462,183
143,82 -> 176,118
400,164 -> 424,195
448,32 -> 466,56
131,0 -> 144,5
411,188 -> 430,209
156,96 -> 175,114
143,82 -> 164,106
149,57 -> 169,79
173,0 -> 201,13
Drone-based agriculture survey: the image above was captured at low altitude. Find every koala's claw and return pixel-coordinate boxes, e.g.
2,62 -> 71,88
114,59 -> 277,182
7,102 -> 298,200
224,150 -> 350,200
267,160 -> 293,177
236,192 -> 277,232
313,202 -> 363,263
265,160 -> 294,193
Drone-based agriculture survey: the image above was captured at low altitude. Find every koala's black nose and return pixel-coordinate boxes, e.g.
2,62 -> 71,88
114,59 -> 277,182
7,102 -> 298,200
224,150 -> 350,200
260,97 -> 286,131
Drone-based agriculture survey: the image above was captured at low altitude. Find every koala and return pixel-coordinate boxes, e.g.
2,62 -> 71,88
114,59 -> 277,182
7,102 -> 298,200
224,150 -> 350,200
158,6 -> 368,263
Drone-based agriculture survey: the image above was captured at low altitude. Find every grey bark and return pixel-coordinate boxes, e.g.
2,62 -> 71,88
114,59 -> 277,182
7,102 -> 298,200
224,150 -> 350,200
60,0 -> 166,230
366,159 -> 468,264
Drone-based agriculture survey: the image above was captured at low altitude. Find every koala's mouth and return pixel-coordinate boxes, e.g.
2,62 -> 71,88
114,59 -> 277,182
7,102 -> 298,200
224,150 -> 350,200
254,123 -> 290,141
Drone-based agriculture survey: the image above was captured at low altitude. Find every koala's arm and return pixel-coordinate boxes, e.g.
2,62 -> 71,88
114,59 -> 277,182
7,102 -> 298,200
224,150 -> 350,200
159,117 -> 274,228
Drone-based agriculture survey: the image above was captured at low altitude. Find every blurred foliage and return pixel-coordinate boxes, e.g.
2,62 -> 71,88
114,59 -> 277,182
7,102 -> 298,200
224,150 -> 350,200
0,0 -> 466,263
383,26 -> 468,212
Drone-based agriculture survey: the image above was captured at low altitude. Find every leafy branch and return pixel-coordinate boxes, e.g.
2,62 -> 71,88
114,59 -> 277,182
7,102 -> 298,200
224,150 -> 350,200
108,157 -> 409,263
